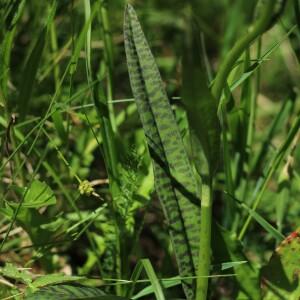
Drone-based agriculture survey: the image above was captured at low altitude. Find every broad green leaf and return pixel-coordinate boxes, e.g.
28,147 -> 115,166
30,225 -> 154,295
8,180 -> 56,208
24,284 -> 128,300
124,4 -> 200,299
261,229 -> 300,299
24,180 -> 56,208
182,21 -> 221,175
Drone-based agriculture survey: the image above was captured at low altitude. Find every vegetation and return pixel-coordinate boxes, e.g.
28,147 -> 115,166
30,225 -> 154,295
1,0 -> 300,299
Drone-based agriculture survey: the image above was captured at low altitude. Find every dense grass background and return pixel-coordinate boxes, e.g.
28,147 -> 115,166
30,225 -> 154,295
1,0 -> 300,299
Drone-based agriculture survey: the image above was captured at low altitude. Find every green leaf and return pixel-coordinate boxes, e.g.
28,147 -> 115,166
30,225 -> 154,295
261,229 -> 300,299
240,202 -> 284,241
182,21 -> 221,175
11,180 -> 56,208
124,4 -> 200,299
0,263 -> 32,285
25,285 -> 129,300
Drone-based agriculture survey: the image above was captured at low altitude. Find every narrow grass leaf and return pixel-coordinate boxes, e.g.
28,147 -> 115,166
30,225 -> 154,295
125,260 -> 144,298
17,27 -> 46,119
17,3 -> 56,119
0,0 -> 26,100
240,203 -> 284,241
132,261 -> 246,299
141,259 -> 165,300
225,192 -> 284,241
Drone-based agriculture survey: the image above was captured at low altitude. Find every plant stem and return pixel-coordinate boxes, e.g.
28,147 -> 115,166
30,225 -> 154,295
99,0 -> 117,133
196,178 -> 213,300
212,0 -> 276,101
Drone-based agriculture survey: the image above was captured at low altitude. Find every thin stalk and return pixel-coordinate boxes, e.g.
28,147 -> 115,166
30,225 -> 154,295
246,37 -> 261,155
239,114 -> 300,240
50,12 -> 67,141
236,38 -> 262,233
50,20 -> 60,89
196,178 -> 213,300
99,0 -> 117,133
212,0 -> 276,101
220,84 -> 235,229
11,128 -> 25,186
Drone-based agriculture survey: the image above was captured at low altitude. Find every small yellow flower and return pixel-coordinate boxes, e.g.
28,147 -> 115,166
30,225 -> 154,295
78,180 -> 94,196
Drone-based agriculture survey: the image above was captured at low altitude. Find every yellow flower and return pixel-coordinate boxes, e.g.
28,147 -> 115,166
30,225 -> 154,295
78,180 -> 94,196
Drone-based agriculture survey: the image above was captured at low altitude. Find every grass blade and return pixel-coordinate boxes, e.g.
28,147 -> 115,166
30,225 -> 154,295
17,3 -> 56,119
141,259 -> 165,300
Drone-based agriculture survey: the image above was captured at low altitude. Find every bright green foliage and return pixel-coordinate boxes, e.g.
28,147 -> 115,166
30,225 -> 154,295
4,180 -> 56,209
124,4 -> 201,299
116,151 -> 146,235
24,284 -> 129,300
262,229 -> 300,299
0,263 -> 32,286
21,180 -> 56,208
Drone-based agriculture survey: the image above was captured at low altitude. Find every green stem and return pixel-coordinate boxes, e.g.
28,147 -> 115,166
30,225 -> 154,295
99,0 -> 117,133
196,178 -> 213,300
212,0 -> 276,101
